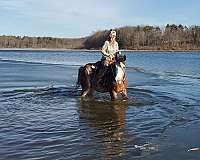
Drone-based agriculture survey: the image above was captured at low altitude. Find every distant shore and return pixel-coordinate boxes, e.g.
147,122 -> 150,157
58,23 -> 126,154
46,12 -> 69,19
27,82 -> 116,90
0,48 -> 200,52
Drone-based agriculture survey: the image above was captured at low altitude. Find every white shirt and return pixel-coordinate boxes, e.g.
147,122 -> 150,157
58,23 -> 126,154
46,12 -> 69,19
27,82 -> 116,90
101,40 -> 119,57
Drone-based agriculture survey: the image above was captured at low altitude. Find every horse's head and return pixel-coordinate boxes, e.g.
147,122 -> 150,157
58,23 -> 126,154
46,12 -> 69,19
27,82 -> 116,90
110,55 -> 127,93
111,52 -> 126,85
115,52 -> 126,72
115,52 -> 126,63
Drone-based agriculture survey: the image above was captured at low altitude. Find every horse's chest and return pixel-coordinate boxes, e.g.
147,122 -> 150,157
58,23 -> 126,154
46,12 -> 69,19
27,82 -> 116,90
115,66 -> 124,82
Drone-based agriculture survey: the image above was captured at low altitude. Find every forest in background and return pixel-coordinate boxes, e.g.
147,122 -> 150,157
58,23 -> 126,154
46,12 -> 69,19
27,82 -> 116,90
0,24 -> 200,50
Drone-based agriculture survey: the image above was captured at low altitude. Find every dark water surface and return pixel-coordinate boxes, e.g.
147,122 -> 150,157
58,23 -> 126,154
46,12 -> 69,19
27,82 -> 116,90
0,51 -> 200,159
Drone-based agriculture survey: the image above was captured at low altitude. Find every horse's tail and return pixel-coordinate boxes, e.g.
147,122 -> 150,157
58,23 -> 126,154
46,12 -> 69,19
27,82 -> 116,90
76,66 -> 84,87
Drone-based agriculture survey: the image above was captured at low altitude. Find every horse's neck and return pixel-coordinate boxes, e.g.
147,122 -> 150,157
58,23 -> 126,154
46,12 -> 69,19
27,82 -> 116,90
115,63 -> 125,82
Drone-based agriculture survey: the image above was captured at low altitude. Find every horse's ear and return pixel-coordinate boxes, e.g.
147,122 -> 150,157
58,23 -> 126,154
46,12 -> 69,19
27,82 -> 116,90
123,55 -> 126,61
115,52 -> 120,60
116,51 -> 120,57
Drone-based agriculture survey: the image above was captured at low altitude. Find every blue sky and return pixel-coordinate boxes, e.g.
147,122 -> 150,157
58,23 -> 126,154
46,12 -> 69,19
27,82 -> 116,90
0,0 -> 199,38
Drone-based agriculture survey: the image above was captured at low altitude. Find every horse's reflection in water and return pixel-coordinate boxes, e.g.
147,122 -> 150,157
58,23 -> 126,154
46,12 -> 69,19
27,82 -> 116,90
79,100 -> 129,158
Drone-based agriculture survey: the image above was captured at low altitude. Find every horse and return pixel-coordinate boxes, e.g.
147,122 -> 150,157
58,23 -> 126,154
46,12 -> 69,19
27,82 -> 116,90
77,54 -> 128,100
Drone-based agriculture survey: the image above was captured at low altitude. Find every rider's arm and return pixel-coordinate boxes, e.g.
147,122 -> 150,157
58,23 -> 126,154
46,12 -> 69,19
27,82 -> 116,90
101,41 -> 109,57
115,42 -> 120,53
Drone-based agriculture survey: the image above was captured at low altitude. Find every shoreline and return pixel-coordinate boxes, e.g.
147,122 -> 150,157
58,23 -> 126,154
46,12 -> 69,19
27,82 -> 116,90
0,48 -> 200,52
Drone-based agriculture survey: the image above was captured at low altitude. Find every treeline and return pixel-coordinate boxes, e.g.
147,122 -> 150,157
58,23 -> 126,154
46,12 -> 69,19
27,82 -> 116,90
0,36 -> 86,49
0,24 -> 200,50
85,24 -> 200,50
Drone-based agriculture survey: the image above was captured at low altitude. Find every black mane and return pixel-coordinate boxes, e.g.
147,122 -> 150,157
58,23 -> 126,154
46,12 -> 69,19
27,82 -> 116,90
115,53 -> 126,63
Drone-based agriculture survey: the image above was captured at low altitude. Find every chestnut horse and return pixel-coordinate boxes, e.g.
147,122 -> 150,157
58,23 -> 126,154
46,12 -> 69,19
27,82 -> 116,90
77,54 -> 128,100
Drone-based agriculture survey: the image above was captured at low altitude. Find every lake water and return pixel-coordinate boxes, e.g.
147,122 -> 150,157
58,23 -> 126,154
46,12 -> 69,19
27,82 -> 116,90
0,50 -> 200,159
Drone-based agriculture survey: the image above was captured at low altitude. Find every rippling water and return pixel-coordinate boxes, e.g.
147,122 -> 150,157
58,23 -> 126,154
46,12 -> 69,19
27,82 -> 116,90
0,50 -> 200,159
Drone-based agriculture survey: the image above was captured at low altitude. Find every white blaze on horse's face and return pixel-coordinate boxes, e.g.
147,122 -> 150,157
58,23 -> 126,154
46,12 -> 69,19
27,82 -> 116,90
115,62 -> 125,84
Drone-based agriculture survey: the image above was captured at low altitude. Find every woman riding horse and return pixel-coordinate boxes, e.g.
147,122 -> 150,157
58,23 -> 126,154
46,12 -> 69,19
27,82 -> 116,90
77,30 -> 128,100
97,30 -> 119,79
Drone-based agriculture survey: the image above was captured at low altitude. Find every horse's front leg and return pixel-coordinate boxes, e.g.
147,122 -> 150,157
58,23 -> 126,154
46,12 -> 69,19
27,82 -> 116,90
121,89 -> 128,100
110,90 -> 118,100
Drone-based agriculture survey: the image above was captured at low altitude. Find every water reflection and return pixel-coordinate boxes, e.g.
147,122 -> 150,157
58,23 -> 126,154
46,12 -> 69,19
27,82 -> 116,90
79,100 -> 130,158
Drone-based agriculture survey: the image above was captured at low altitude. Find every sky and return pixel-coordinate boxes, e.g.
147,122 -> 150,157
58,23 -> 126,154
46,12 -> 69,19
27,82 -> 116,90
0,0 -> 199,38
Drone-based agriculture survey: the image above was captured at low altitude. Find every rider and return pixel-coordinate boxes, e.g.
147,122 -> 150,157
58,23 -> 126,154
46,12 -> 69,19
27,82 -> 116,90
102,30 -> 119,66
97,30 -> 120,79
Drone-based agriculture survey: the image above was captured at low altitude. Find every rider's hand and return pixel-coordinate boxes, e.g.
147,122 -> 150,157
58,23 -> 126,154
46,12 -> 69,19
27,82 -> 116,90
109,55 -> 114,59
